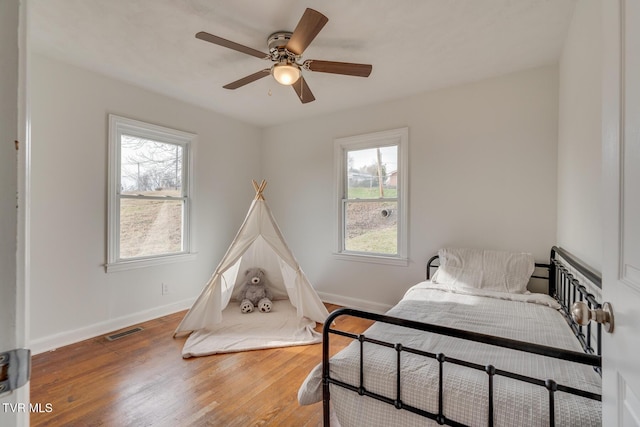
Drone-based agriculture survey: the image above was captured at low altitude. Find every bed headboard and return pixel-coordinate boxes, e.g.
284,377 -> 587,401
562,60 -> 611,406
425,246 -> 604,360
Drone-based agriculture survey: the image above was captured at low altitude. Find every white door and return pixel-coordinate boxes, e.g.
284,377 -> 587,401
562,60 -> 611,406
0,0 -> 29,426
602,1 -> 640,425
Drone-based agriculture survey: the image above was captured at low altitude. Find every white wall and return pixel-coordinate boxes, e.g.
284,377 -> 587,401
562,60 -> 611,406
557,0 -> 603,272
263,66 -> 559,310
29,54 -> 262,353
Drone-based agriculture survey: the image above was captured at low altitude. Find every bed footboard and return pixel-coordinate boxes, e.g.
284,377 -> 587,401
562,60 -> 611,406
322,308 -> 601,427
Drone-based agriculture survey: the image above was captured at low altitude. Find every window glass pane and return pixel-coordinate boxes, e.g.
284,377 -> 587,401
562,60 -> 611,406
344,200 -> 397,255
120,135 -> 183,197
347,146 -> 398,199
119,199 -> 183,259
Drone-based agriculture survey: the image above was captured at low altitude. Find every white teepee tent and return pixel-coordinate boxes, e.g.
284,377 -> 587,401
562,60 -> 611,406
174,181 -> 329,355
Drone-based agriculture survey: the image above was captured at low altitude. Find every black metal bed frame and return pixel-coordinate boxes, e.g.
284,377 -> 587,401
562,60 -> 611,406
322,246 -> 603,426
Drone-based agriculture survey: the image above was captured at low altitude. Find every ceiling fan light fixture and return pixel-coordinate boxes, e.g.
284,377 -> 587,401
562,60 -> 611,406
272,63 -> 301,86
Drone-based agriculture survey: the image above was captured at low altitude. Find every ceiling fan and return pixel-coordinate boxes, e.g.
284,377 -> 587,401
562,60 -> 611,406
195,8 -> 372,104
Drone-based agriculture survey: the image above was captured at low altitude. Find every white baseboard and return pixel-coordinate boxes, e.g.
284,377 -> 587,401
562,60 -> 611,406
317,291 -> 392,314
30,293 -> 391,355
30,297 -> 195,355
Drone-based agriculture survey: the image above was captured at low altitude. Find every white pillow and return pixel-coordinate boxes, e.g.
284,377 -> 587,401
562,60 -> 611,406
431,265 -> 483,289
432,248 -> 534,293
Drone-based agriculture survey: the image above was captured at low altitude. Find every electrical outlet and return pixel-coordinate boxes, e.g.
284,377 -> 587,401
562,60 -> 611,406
162,283 -> 170,295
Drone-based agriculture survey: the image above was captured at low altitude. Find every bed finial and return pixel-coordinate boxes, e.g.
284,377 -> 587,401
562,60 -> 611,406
252,179 -> 267,200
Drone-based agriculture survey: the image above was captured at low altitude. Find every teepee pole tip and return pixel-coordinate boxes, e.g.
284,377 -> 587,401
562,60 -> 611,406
253,179 -> 267,200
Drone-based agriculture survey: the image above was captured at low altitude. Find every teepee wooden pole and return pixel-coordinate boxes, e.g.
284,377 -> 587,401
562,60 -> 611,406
253,179 -> 267,200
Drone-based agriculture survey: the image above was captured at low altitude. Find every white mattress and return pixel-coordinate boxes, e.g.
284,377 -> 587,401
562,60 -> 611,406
298,282 -> 601,426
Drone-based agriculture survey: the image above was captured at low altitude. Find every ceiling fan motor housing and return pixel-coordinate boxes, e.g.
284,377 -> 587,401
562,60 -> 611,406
267,31 -> 300,85
268,31 -> 293,53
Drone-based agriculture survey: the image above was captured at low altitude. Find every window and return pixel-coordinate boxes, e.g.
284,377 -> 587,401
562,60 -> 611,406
335,127 -> 408,265
106,115 -> 196,272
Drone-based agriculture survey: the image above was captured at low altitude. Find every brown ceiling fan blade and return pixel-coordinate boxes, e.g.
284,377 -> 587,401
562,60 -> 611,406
292,76 -> 315,104
196,31 -> 268,59
223,69 -> 271,89
305,60 -> 372,77
285,8 -> 328,56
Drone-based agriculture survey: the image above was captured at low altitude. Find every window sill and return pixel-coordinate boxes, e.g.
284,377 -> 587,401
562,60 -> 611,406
105,252 -> 197,273
333,252 -> 409,266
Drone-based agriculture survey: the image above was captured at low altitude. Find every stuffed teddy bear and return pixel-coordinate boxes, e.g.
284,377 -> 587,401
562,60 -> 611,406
238,267 -> 273,314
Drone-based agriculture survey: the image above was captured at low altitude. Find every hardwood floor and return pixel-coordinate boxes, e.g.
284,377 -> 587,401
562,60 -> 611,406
30,304 -> 372,426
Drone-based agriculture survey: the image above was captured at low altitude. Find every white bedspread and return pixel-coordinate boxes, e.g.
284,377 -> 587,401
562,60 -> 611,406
298,282 -> 601,426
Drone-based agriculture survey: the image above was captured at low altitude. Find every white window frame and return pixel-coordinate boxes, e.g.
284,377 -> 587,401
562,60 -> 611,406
334,127 -> 409,266
106,115 -> 197,272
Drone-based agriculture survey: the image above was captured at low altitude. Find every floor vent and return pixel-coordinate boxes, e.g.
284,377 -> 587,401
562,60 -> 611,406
105,327 -> 144,341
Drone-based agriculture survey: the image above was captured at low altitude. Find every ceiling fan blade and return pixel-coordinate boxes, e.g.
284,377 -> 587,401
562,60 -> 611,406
196,31 -> 268,59
223,69 -> 271,89
285,8 -> 329,56
305,60 -> 372,77
292,76 -> 315,104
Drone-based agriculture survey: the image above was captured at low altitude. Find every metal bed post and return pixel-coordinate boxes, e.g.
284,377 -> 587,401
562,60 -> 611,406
549,247 -> 557,296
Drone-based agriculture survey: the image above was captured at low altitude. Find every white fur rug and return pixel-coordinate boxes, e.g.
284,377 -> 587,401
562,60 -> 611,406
181,300 -> 322,358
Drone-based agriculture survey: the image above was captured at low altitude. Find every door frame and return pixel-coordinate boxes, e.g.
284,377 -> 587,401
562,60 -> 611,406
15,0 -> 30,424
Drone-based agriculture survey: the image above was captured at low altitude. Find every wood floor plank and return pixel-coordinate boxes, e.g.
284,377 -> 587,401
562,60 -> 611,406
30,304 -> 372,426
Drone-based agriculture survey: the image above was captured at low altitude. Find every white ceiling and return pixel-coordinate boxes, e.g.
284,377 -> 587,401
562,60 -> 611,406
30,0 -> 576,128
